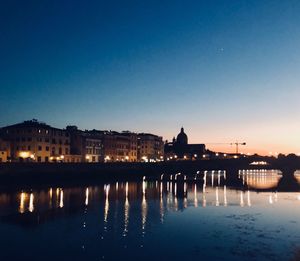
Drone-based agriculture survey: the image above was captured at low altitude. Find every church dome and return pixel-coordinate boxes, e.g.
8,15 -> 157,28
176,127 -> 188,145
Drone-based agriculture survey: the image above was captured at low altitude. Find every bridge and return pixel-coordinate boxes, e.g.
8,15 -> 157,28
142,156 -> 300,192
145,156 -> 300,177
0,155 -> 299,189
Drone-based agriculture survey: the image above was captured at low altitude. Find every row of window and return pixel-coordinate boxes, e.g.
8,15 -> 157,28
87,156 -> 102,162
85,141 -> 102,147
14,137 -> 69,145
8,128 -> 69,137
116,151 -> 137,156
85,148 -> 102,154
15,147 -> 69,155
139,140 -> 162,144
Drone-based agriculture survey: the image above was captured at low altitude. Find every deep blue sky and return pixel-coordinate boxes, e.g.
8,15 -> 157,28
1,0 -> 300,153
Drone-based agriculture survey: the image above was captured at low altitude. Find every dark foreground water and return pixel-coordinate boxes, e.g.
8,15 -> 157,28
1,170 -> 300,260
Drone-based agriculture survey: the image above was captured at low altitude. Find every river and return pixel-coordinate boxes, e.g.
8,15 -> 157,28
0,170 -> 300,260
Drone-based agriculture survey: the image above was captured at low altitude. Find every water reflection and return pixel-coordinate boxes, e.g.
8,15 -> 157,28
247,190 -> 251,207
85,188 -> 89,206
224,185 -> 227,206
104,185 -> 110,224
194,184 -> 198,207
49,188 -> 53,208
123,182 -> 129,237
1,170 -> 300,260
141,192 -> 147,232
29,193 -> 34,212
19,192 -> 25,214
239,169 -> 281,189
9,170 -> 300,219
59,189 -> 63,208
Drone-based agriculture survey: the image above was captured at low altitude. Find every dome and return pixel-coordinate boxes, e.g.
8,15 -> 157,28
176,127 -> 188,145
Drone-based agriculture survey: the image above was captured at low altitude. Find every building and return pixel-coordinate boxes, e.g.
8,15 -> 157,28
0,119 -> 70,162
0,138 -> 10,162
0,120 -> 166,163
101,131 -> 138,162
137,133 -> 164,162
164,127 -> 206,160
67,126 -> 103,163
64,154 -> 83,163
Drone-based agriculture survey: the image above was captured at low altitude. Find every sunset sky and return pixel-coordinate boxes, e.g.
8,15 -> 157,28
1,0 -> 300,155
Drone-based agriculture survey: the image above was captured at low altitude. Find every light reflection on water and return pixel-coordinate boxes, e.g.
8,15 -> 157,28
0,170 -> 300,260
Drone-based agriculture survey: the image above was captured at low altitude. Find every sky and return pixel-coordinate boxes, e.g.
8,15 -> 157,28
1,0 -> 300,155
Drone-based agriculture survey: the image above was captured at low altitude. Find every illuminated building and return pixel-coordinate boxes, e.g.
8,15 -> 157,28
164,127 -> 206,160
0,120 -> 165,163
101,131 -> 138,162
81,130 -> 138,162
137,133 -> 164,162
67,126 -> 103,163
0,138 -> 10,162
0,119 -> 70,162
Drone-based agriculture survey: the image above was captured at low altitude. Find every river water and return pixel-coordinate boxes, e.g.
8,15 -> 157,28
0,170 -> 300,260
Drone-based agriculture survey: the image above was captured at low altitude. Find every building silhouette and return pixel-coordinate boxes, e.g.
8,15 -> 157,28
164,127 -> 206,160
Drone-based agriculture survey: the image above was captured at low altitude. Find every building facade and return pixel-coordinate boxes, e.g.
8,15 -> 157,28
101,131 -> 138,162
0,138 -> 10,162
0,120 -> 70,162
137,133 -> 164,162
0,120 -> 166,163
67,126 -> 103,163
164,127 -> 206,160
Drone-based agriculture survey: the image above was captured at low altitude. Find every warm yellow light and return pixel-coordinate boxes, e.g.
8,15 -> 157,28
59,189 -> 64,208
19,192 -> 26,214
86,155 -> 90,160
19,151 -> 30,158
85,188 -> 89,206
194,154 -> 197,158
250,161 -> 268,165
29,193 -> 34,212
60,155 -> 64,159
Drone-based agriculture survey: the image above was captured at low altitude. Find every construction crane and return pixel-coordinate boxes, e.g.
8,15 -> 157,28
230,142 -> 246,154
206,142 -> 246,154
